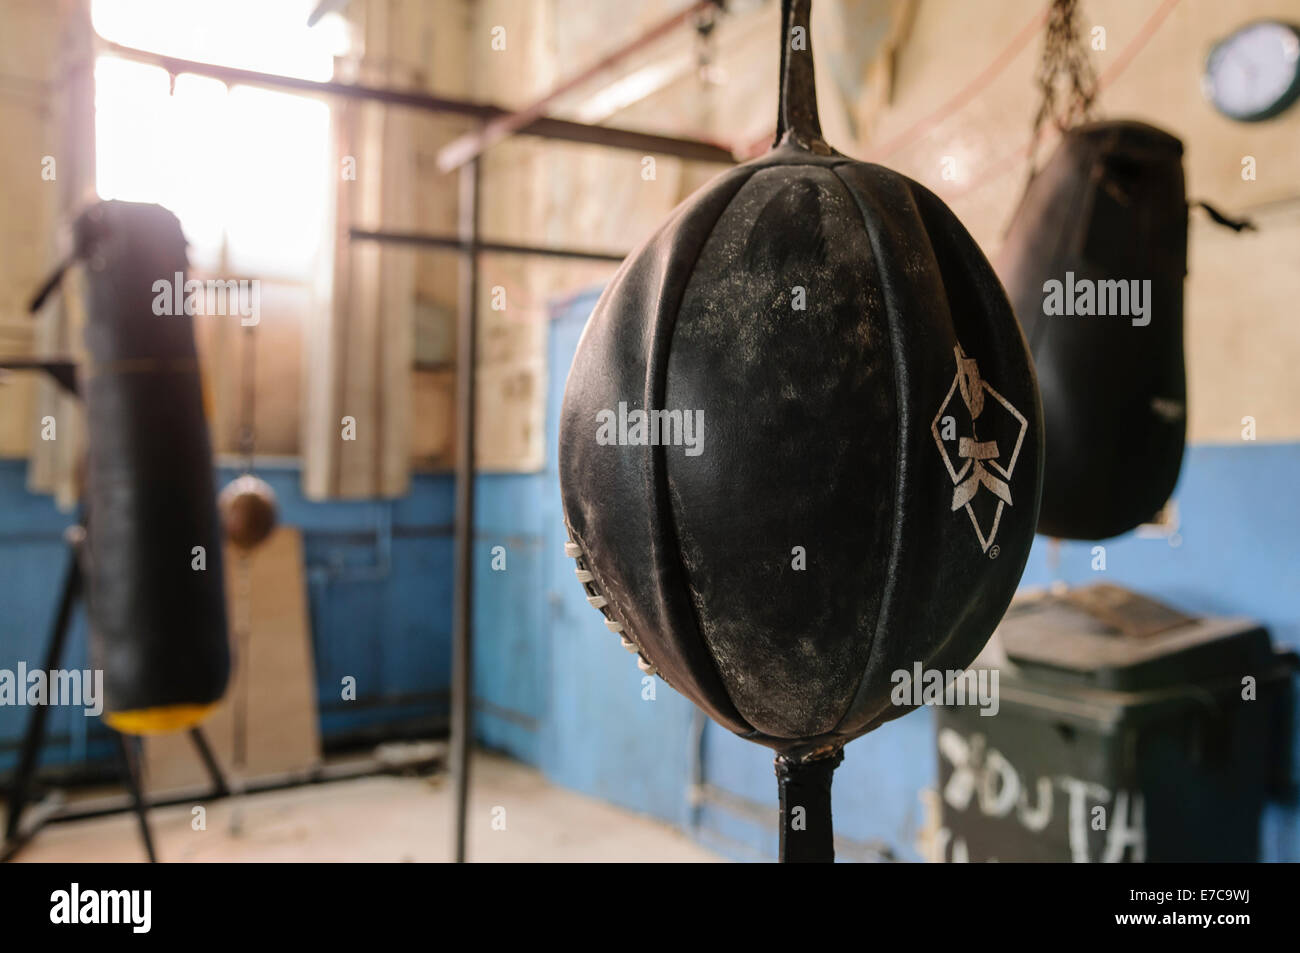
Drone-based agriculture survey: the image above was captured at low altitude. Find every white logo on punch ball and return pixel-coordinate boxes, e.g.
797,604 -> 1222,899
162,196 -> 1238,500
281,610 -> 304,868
932,344 -> 1027,552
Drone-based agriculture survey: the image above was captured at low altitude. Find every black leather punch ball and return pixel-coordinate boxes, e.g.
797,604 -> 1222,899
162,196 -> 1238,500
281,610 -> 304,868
79,200 -> 231,734
558,0 -> 1043,855
997,121 -> 1188,540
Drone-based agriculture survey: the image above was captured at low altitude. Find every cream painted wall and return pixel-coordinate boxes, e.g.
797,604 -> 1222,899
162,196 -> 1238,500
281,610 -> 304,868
0,0 -> 62,457
479,0 -> 1300,455
863,0 -> 1300,445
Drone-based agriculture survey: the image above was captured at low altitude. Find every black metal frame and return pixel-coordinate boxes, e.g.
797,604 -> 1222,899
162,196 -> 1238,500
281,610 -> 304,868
1,528 -> 233,862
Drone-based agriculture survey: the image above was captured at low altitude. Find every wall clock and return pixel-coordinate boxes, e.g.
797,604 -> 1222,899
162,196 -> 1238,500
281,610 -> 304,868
1204,20 -> 1300,122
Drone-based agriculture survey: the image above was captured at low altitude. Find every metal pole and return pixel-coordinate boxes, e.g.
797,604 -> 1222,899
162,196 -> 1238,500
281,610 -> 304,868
187,727 -> 231,798
436,0 -> 718,171
449,158 -> 480,864
348,228 -> 627,263
4,528 -> 82,843
117,733 -> 157,863
775,747 -> 843,863
100,41 -> 735,166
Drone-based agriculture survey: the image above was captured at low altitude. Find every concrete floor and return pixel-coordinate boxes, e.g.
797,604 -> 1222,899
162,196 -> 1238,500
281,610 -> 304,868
10,751 -> 722,863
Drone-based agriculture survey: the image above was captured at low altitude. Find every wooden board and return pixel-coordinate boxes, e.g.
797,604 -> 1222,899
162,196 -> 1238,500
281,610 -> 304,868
143,526 -> 321,796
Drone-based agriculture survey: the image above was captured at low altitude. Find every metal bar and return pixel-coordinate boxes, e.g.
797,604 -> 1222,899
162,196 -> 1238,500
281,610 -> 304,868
449,159 -> 480,864
3,537 -> 81,843
101,41 -> 735,165
306,0 -> 347,28
775,748 -> 843,863
27,255 -> 74,313
437,0 -> 716,171
349,227 -> 628,263
694,782 -> 897,862
117,734 -> 157,863
188,727 -> 231,798
33,748 -> 446,827
0,359 -> 80,396
521,117 -> 732,163
0,793 -> 63,863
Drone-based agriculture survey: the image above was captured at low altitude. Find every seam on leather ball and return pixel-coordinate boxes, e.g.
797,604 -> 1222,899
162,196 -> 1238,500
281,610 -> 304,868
566,533 -> 659,677
826,163 -> 906,698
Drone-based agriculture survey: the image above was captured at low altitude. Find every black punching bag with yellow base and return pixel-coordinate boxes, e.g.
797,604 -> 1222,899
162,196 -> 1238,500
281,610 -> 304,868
78,200 -> 230,734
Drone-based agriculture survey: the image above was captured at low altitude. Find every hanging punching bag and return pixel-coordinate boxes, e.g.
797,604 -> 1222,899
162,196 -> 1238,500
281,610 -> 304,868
77,200 -> 230,734
558,0 -> 1043,860
997,120 -> 1188,540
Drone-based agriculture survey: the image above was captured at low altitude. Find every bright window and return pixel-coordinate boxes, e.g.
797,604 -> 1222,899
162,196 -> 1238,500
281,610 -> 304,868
90,0 -> 349,278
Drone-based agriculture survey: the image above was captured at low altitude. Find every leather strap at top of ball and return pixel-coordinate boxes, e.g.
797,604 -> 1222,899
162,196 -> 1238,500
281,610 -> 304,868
774,0 -> 832,155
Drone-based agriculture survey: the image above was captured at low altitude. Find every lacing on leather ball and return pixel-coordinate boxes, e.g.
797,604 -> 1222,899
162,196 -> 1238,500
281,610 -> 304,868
566,534 -> 658,677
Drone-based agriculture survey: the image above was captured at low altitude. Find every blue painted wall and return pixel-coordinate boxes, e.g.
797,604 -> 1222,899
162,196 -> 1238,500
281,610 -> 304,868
463,289 -> 704,824
538,292 -> 701,827
0,459 -> 459,774
473,473 -> 548,765
0,461 -> 104,774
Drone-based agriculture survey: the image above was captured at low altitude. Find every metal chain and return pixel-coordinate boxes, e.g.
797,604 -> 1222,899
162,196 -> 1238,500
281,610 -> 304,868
1027,0 -> 1099,178
233,551 -> 252,771
694,1 -> 720,83
237,321 -> 256,475
233,313 -> 257,774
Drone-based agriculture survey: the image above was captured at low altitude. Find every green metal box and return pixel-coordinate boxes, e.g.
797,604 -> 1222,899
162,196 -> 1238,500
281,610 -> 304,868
934,585 -> 1295,862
